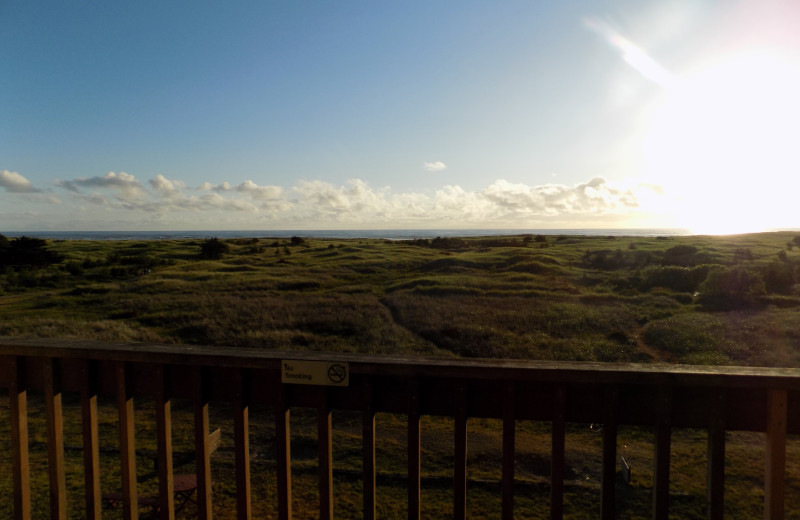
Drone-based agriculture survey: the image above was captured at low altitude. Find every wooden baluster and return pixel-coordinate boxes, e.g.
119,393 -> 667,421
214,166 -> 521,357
765,388 -> 787,520
706,389 -> 725,520
9,356 -> 31,520
155,365 -> 175,520
80,360 -> 101,520
233,369 -> 252,520
653,386 -> 672,520
44,358 -> 67,520
407,379 -> 421,520
362,378 -> 376,520
454,382 -> 468,520
117,361 -> 138,520
193,366 -> 212,520
601,386 -> 618,520
318,388 -> 333,520
501,382 -> 516,520
550,385 -> 565,520
276,382 -> 292,520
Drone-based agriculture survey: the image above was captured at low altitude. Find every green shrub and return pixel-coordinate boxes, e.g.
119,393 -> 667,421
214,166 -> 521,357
638,264 -> 713,293
761,262 -> 796,294
696,267 -> 765,309
642,314 -> 744,362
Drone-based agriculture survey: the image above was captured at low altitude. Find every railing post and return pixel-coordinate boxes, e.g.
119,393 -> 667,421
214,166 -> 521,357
117,361 -> 138,520
193,365 -> 213,520
601,386 -> 618,520
276,382 -> 292,520
653,386 -> 671,520
80,359 -> 102,520
706,389 -> 725,520
765,388 -> 787,520
9,356 -> 31,520
362,378 -> 377,520
233,369 -> 252,520
155,365 -> 175,520
551,384 -> 565,520
43,358 -> 67,520
501,382 -> 516,520
317,388 -> 333,520
454,381 -> 468,520
407,379 -> 421,520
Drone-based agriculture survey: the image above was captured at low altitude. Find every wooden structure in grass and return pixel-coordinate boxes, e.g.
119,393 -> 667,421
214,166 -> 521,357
1,338 -> 798,520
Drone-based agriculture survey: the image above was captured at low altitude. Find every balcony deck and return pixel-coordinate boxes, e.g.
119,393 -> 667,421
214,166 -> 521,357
1,338 -> 799,519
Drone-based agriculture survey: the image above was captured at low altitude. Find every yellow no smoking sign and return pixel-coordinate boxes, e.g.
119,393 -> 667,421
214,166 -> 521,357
281,360 -> 350,386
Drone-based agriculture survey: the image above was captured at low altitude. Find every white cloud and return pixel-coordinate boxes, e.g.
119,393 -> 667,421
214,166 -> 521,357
199,179 -> 283,201
150,174 -> 180,194
58,171 -> 145,198
482,177 -> 639,217
21,168 -> 661,229
424,161 -> 447,172
0,170 -> 40,193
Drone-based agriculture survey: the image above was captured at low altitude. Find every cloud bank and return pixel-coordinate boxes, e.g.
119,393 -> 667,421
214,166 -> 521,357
0,170 -> 40,193
2,169 -> 660,230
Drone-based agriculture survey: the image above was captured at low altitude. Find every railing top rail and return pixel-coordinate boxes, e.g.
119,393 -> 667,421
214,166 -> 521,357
2,337 -> 800,389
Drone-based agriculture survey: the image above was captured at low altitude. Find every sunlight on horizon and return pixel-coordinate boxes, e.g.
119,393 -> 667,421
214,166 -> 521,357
589,5 -> 800,235
643,50 -> 800,235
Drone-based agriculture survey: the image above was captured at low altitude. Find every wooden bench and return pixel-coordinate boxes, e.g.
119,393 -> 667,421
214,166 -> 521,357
104,428 -> 222,514
172,428 -> 222,511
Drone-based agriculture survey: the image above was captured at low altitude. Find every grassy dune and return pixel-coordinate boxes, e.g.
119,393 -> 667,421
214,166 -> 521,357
3,232 -> 800,366
3,232 -> 800,518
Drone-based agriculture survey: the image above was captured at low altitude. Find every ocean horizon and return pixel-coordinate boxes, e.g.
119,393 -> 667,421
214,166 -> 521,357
0,228 -> 697,241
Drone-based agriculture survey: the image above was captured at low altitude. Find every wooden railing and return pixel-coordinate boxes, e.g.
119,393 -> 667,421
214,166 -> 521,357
1,338 -> 799,519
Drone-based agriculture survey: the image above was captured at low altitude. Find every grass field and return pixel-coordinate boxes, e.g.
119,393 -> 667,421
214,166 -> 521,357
2,232 -> 800,518
3,231 -> 800,366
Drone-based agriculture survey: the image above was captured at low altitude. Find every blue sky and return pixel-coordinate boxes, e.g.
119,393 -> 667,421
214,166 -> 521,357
2,0 -> 799,232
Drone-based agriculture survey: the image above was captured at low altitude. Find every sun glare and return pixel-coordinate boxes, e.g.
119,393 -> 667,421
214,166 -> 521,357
642,50 -> 800,234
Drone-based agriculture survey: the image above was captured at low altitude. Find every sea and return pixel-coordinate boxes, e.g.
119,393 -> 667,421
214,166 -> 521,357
0,229 -> 693,241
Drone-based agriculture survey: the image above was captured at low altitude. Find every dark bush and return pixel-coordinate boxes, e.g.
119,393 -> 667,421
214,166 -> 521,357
761,261 -> 796,294
65,261 -> 85,276
0,236 -> 63,268
199,238 -> 229,259
661,245 -> 718,267
581,249 -> 625,270
733,248 -> 754,263
290,236 -> 306,246
430,236 -> 468,249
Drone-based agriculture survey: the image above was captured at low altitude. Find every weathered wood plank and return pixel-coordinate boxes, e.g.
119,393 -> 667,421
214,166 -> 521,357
80,360 -> 101,520
502,382 -> 515,520
601,386 -> 618,520
362,379 -> 376,520
318,389 -> 333,520
9,357 -> 31,520
765,388 -> 787,520
276,384 -> 292,520
653,386 -> 671,520
193,366 -> 212,520
550,385 -> 565,520
117,361 -> 138,520
408,379 -> 421,520
454,382 -> 468,520
6,338 -> 800,391
43,358 -> 67,520
706,389 -> 725,520
233,369 -> 252,520
154,365 -> 175,520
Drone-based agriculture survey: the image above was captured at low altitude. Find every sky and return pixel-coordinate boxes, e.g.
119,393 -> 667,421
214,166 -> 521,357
2,0 -> 799,233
